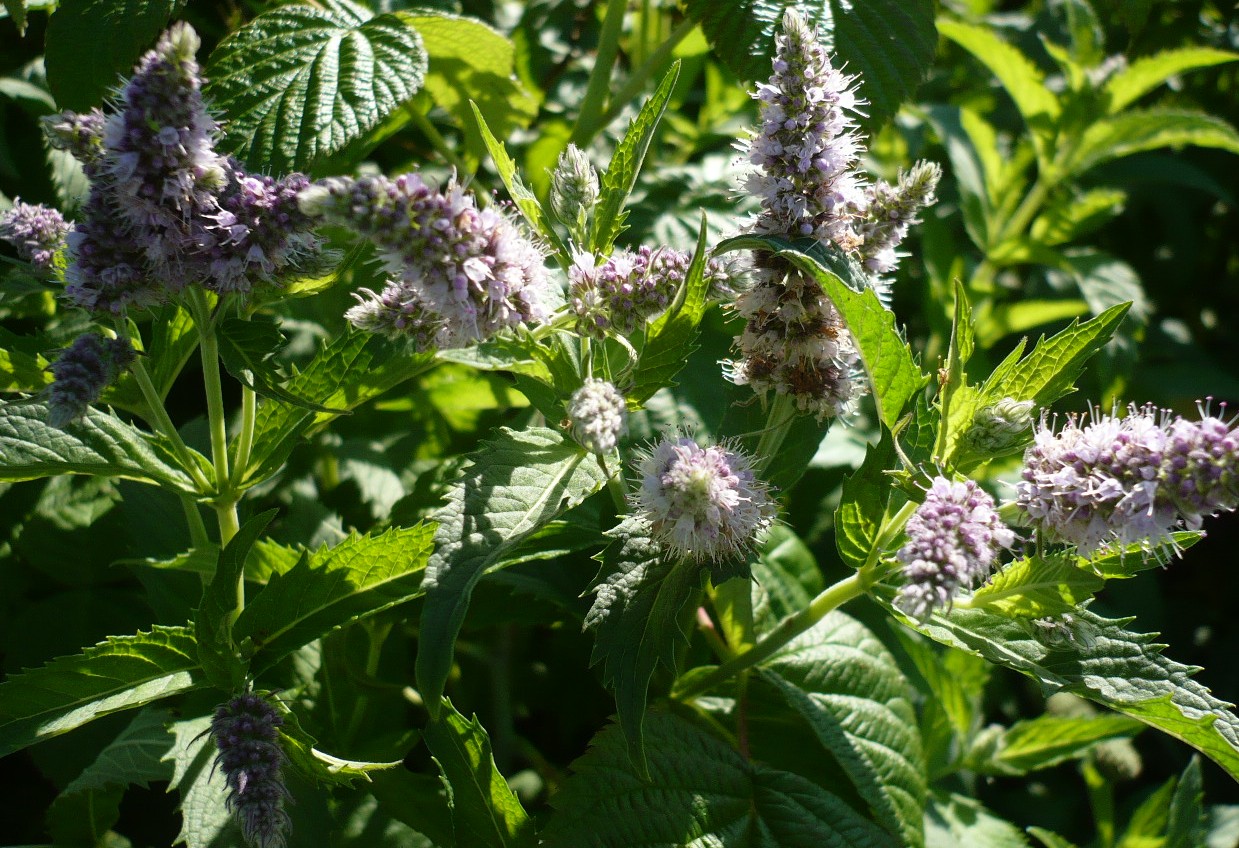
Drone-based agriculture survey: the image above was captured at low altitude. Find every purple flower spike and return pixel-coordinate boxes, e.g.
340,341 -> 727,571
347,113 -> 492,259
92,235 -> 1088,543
568,379 -> 628,454
1018,402 -> 1239,558
895,477 -> 1014,622
633,435 -> 776,562
0,201 -> 71,273
46,333 -> 136,428
210,693 -> 291,848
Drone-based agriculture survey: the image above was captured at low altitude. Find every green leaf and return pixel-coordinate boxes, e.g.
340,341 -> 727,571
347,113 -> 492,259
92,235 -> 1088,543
835,429 -> 896,570
1031,187 -> 1127,246
1105,48 -> 1239,114
0,402 -> 202,493
1119,773 -> 1176,846
1027,828 -> 1080,848
236,523 -> 435,673
584,517 -> 705,772
165,715 -> 233,848
204,4 -> 427,172
402,13 -> 538,163
470,104 -> 568,258
683,0 -> 935,127
981,713 -> 1142,774
899,605 -> 1239,782
589,61 -> 680,254
926,792 -> 1030,848
964,554 -> 1106,619
423,699 -> 535,848
218,317 -> 344,413
3,0 -> 27,35
62,707 -> 175,795
716,235 -> 928,428
543,708 -> 898,847
629,215 -> 710,404
244,331 -> 433,486
980,302 -> 1130,407
1166,758 -> 1206,848
0,625 -> 203,758
752,525 -> 823,628
144,303 -> 198,400
761,611 -> 926,847
277,706 -> 402,786
1069,110 -> 1239,177
416,427 -> 609,714
0,346 -> 51,393
45,0 -> 178,110
938,20 -> 1060,164
195,511 -> 275,690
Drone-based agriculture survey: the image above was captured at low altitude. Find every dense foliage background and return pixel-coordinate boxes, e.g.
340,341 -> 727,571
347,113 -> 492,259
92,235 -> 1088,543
1,0 -> 1238,846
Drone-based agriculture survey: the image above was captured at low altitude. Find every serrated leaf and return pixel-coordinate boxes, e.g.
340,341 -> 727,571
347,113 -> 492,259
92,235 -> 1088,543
0,625 -> 203,757
145,303 -> 198,399
416,427 -> 609,714
165,715 -> 234,848
835,429 -> 896,570
402,13 -> 538,163
62,707 -> 175,795
898,604 -> 1239,782
423,699 -> 535,848
204,4 -> 427,173
544,708 -> 897,847
0,402 -> 202,492
589,61 -> 679,253
752,525 -> 823,628
1069,109 -> 1239,176
964,554 -> 1106,619
0,345 -> 51,393
218,317 -> 344,413
683,0 -> 935,127
761,611 -> 926,847
45,0 -> 178,110
926,792 -> 1030,848
244,331 -> 433,486
584,517 -> 705,771
938,20 -> 1060,164
195,511 -> 275,690
980,302 -> 1130,407
278,706 -> 402,786
629,215 -> 710,404
236,523 -> 435,673
1031,187 -> 1126,246
716,235 -> 928,428
1105,48 -> 1239,114
982,713 -> 1141,775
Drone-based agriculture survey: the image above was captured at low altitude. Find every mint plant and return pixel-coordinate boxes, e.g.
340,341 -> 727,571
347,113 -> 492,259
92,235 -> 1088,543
1,1 -> 1238,846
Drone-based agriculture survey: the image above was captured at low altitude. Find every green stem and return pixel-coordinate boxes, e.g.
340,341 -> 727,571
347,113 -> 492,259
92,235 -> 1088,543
406,106 -> 474,179
231,386 -> 257,490
570,0 -> 629,147
187,289 -> 240,544
676,571 -> 867,700
344,619 -> 392,745
753,393 -> 797,478
116,325 -> 213,493
593,16 -> 696,135
180,494 -> 210,549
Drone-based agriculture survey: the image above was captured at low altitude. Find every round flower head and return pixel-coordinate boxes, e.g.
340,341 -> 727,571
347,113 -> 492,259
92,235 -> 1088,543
895,477 -> 1014,621
46,333 -> 136,428
0,201 -> 70,273
632,435 -> 776,562
210,693 -> 291,848
568,379 -> 628,454
301,173 -> 552,350
1018,402 -> 1239,558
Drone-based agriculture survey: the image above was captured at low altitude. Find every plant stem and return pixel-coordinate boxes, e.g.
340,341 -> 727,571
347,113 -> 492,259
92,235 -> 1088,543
187,288 -> 240,545
570,0 -> 629,147
180,494 -> 211,549
406,107 -> 474,180
753,393 -> 797,477
231,385 -> 257,490
115,324 -> 213,493
594,16 -> 696,134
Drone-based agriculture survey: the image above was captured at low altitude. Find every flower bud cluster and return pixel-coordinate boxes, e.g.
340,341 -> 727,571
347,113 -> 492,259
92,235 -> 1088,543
52,24 -> 323,312
633,435 -> 776,562
46,333 -> 136,428
569,246 -> 747,338
1017,403 -> 1239,557
300,173 -> 552,351
568,379 -> 628,454
962,397 -> 1036,457
550,143 -> 600,238
0,201 -> 71,273
729,10 -> 940,417
210,693 -> 291,848
895,477 -> 1015,621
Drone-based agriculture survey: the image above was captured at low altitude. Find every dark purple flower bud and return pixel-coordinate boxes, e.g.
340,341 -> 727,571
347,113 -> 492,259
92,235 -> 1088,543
0,201 -> 71,273
210,693 -> 291,848
42,109 -> 107,175
46,333 -> 136,428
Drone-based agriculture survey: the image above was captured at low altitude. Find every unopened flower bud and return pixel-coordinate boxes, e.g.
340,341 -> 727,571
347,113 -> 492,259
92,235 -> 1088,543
567,379 -> 628,454
1091,738 -> 1143,782
963,398 -> 1035,457
46,334 -> 136,428
550,144 -> 599,239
